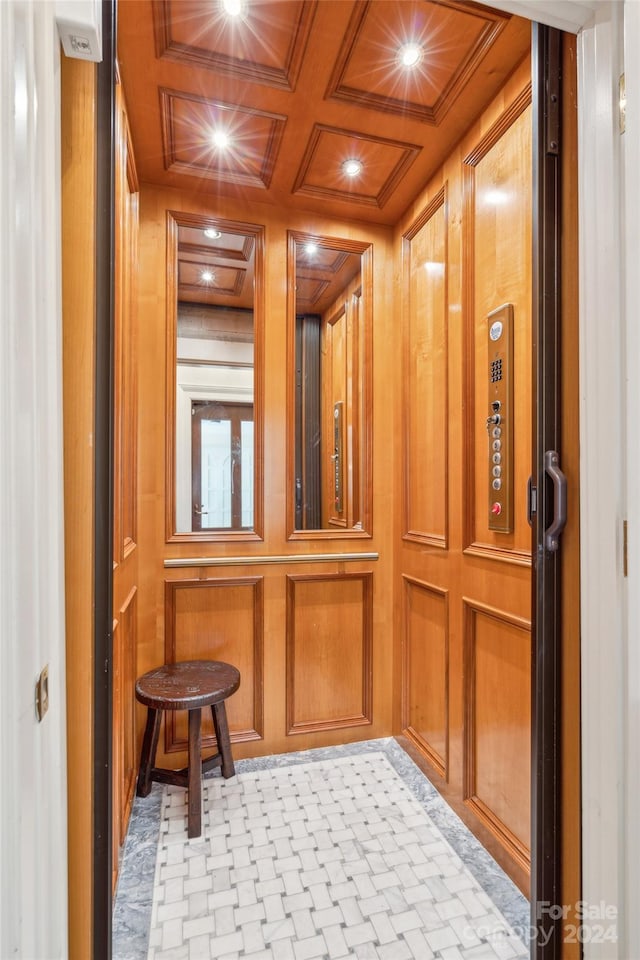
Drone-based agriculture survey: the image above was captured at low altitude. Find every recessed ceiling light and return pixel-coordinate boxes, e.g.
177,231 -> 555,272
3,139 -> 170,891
204,227 -> 222,240
222,0 -> 244,16
398,42 -> 423,68
212,129 -> 231,149
201,270 -> 214,283
342,159 -> 363,178
304,242 -> 318,256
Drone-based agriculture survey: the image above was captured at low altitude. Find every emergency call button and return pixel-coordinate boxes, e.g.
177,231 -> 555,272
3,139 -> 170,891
491,502 -> 502,516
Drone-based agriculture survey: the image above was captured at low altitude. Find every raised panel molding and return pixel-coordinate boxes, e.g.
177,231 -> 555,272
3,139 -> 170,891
286,572 -> 373,734
402,186 -> 449,548
164,577 -> 264,751
461,85 -> 533,566
462,597 -> 531,871
401,576 -> 449,779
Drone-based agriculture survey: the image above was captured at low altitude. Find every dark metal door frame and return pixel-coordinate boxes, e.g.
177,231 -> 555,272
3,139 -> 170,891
531,23 -> 566,960
94,0 -> 116,956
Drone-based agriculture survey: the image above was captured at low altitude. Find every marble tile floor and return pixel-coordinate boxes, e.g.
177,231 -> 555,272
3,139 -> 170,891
113,738 -> 530,960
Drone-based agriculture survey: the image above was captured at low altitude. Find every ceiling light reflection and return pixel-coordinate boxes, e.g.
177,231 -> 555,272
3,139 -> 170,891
222,0 -> 244,16
212,130 -> 231,149
484,189 -> 509,206
424,261 -> 445,277
201,270 -> 214,283
342,159 -> 363,177
204,228 -> 222,240
304,242 -> 318,257
398,43 -> 423,68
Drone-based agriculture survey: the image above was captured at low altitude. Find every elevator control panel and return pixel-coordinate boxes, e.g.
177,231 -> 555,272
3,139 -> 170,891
486,304 -> 513,533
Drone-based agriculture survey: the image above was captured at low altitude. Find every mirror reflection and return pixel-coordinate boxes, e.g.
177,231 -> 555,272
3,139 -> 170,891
174,218 -> 258,535
291,233 -> 371,533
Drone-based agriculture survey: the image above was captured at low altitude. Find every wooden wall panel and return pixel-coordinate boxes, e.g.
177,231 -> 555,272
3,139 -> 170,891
112,588 -> 137,855
112,77 -> 140,884
164,577 -> 264,753
113,80 -> 139,562
463,599 -> 531,870
402,576 -> 449,778
402,188 -> 448,546
286,572 -> 373,733
136,183 -> 396,767
463,91 -> 532,563
395,57 -> 534,893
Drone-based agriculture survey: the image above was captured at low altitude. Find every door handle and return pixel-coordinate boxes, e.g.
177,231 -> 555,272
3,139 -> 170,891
544,450 -> 567,551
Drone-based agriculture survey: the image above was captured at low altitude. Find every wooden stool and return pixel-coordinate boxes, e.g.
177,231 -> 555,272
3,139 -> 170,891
135,659 -> 240,838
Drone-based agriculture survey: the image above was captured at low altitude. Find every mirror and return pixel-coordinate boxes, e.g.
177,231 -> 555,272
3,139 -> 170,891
168,213 -> 263,540
288,231 -> 372,536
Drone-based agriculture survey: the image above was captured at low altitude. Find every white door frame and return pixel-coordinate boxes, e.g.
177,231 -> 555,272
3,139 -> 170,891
480,1 -> 635,955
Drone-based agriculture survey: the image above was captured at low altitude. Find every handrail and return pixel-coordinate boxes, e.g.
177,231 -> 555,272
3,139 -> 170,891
164,552 -> 379,568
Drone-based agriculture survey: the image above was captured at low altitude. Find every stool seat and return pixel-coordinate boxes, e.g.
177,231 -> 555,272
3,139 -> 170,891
135,659 -> 240,838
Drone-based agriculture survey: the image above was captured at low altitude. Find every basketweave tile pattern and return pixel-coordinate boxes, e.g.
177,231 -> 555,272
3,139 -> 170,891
137,751 -> 528,960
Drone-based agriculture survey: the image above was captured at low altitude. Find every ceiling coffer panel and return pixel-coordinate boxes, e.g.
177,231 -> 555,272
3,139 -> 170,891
178,261 -> 247,296
160,88 -> 287,188
326,0 -> 510,124
152,0 -> 318,90
293,124 -> 421,208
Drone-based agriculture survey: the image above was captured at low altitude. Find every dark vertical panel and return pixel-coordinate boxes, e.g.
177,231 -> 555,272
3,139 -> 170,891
531,23 -> 564,960
94,0 -> 115,956
302,315 -> 321,529
295,314 -> 321,529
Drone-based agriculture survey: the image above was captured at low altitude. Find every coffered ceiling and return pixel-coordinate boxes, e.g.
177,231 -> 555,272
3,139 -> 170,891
117,0 -> 531,228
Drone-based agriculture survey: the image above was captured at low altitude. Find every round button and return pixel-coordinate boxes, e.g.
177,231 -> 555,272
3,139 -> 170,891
491,502 -> 502,515
492,439 -> 501,451
492,427 -> 501,438
492,452 -> 501,464
492,478 -> 502,490
492,465 -> 502,478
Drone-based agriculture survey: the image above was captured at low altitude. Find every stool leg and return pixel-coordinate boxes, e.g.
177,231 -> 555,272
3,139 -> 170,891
137,707 -> 161,798
187,708 -> 202,839
212,702 -> 235,779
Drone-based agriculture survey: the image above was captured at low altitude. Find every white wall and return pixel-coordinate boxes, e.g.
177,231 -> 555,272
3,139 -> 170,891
0,2 -> 68,957
578,4 -> 626,955
622,0 -> 640,952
